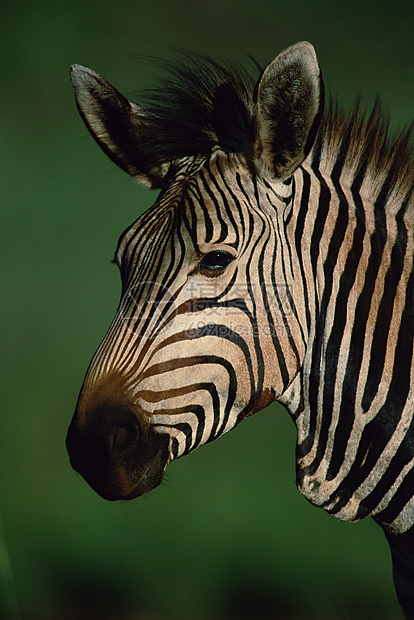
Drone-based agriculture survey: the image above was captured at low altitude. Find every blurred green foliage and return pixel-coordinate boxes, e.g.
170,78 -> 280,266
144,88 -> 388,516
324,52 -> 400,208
1,1 -> 412,618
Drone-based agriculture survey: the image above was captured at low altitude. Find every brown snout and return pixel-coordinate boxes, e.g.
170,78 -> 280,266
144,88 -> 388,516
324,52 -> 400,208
66,382 -> 170,500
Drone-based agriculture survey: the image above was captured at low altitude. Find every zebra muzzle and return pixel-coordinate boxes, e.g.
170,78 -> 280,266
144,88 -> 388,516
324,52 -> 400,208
66,394 -> 170,501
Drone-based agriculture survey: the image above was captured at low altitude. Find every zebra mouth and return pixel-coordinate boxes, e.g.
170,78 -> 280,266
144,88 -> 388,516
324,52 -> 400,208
68,433 -> 170,501
114,441 -> 171,501
66,401 -> 171,501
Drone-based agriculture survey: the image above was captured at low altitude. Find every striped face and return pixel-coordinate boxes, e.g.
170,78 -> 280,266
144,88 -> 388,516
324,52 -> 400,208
67,153 -> 302,499
67,42 -> 322,499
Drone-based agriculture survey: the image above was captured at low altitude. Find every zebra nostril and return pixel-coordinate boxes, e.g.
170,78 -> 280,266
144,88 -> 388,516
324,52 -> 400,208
112,422 -> 139,455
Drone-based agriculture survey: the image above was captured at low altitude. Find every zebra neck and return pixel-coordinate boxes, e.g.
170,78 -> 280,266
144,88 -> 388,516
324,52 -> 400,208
278,155 -> 414,533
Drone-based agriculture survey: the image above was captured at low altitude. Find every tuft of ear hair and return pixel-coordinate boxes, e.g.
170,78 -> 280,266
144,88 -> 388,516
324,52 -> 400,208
70,42 -> 324,188
70,65 -> 169,188
253,41 -> 324,180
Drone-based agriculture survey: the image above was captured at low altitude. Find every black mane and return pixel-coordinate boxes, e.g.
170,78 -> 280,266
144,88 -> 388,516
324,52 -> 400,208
136,54 -> 258,160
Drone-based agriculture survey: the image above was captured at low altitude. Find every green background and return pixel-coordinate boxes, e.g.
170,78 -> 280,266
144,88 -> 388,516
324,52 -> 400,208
1,1 -> 413,618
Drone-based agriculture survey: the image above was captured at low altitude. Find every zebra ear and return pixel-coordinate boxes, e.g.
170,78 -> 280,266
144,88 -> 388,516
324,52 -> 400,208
70,65 -> 168,189
253,42 -> 324,180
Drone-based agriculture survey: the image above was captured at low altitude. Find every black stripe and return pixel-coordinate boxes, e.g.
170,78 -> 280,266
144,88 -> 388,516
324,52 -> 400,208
294,169 -> 312,332
361,218 -> 407,411
153,405 -> 206,453
197,166 -> 225,242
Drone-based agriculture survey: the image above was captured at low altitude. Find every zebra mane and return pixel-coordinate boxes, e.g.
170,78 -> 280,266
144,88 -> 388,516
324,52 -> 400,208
313,101 -> 414,203
136,53 -> 257,157
136,54 -> 413,202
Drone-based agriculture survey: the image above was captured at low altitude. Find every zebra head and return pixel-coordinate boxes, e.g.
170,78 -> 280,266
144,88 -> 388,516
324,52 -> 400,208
66,42 -> 324,500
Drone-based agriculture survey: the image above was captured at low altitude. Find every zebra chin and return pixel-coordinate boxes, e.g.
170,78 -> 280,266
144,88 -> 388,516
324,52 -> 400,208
66,385 -> 171,501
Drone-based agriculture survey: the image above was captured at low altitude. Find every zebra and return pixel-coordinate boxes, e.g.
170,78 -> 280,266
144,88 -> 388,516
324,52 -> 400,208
66,42 -> 414,617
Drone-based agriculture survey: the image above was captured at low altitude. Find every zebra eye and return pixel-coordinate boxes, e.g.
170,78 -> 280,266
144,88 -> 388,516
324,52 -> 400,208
199,251 -> 234,275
